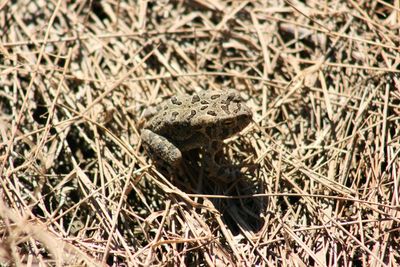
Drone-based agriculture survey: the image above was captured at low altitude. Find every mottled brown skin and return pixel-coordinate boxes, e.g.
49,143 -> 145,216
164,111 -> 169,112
141,90 -> 252,177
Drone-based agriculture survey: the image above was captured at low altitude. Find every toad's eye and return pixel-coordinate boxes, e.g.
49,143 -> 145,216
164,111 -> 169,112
223,119 -> 234,126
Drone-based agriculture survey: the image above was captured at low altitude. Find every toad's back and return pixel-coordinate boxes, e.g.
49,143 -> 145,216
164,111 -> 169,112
143,90 -> 252,145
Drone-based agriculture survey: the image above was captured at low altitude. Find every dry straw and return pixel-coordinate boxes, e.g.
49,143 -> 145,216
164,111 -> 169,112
1,0 -> 399,266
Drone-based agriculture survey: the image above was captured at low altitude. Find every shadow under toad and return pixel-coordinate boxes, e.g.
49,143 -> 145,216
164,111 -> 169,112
152,140 -> 265,235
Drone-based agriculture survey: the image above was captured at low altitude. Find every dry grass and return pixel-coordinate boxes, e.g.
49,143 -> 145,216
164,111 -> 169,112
1,0 -> 400,266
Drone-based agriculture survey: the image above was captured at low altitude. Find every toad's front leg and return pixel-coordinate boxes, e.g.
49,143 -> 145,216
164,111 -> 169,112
141,129 -> 182,167
202,141 -> 236,182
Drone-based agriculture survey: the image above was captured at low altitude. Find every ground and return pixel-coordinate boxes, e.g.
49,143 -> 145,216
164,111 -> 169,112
0,0 -> 400,266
